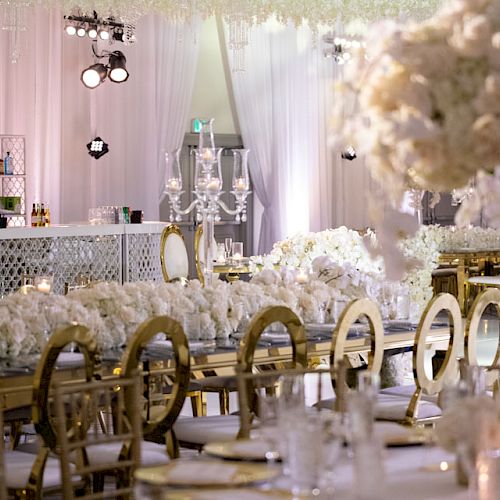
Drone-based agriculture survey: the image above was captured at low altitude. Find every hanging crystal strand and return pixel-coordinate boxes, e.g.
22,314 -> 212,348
1,1 -> 27,64
228,14 -> 249,73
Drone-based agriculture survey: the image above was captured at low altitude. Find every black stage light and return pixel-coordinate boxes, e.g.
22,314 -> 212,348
341,146 -> 357,161
108,51 -> 129,83
87,137 -> 109,159
81,63 -> 107,89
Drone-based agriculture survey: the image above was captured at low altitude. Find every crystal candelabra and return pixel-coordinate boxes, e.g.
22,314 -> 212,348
164,119 -> 251,286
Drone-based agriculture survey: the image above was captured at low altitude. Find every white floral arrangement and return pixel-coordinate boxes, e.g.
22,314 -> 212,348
250,225 -> 444,319
0,277 -> 357,359
338,0 -> 500,209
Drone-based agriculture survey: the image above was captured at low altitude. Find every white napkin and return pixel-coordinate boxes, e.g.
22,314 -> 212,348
167,461 -> 238,484
231,439 -> 270,459
56,352 -> 85,368
185,491 -> 281,500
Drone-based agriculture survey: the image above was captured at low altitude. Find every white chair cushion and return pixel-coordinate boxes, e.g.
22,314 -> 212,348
164,232 -> 189,279
4,450 -> 68,490
85,440 -> 169,467
380,384 -> 439,404
374,393 -> 442,421
468,276 -> 500,286
173,415 -> 240,446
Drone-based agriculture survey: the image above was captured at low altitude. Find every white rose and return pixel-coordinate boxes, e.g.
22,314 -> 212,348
448,14 -> 492,57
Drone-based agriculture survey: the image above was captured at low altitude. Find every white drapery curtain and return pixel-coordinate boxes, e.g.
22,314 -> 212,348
0,7 -> 199,223
224,20 -> 372,253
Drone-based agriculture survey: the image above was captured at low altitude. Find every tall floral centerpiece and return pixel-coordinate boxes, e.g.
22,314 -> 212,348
337,0 -> 500,243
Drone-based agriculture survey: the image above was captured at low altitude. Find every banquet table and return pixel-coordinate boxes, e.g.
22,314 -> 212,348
439,248 -> 500,314
149,440 -> 464,499
0,322 -> 451,411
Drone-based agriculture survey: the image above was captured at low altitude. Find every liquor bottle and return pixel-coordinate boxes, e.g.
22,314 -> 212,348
31,203 -> 37,227
40,203 -> 46,227
4,152 -> 12,175
44,205 -> 50,227
36,203 -> 41,227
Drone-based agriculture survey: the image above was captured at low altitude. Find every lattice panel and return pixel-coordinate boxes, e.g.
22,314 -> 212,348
0,235 -> 121,295
0,136 -> 25,175
125,233 -> 163,283
0,135 -> 26,227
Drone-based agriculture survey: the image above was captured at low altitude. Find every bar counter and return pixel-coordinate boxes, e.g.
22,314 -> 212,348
0,222 -> 168,295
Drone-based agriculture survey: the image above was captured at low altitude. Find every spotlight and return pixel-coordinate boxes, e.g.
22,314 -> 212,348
98,28 -> 110,40
76,25 -> 86,37
87,26 -> 98,39
108,51 -> 129,83
87,137 -> 109,159
81,63 -> 107,89
341,146 -> 357,161
65,24 -> 76,36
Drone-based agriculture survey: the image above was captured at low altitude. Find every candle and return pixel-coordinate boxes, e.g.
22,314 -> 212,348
234,177 -> 248,192
36,280 -> 51,294
196,178 -> 208,191
167,178 -> 181,192
207,178 -> 221,193
296,269 -> 309,284
201,148 -> 214,162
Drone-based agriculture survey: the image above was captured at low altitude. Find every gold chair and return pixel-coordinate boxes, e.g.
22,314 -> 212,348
121,315 -> 191,459
2,324 -> 99,499
465,288 -> 500,392
315,298 -> 384,411
0,399 -> 7,500
160,224 -> 190,284
194,223 -> 219,287
173,305 -> 308,449
55,374 -> 143,500
378,293 -> 461,425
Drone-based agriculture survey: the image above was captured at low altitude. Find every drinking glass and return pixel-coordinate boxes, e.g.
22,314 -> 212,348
224,237 -> 233,259
232,242 -> 243,265
477,449 -> 500,499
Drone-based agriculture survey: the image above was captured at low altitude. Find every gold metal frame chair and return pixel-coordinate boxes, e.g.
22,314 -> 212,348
55,374 -> 143,500
0,399 -> 7,500
160,224 -> 189,284
174,305 -> 308,448
121,316 -> 191,459
3,324 -> 100,500
315,298 -> 384,412
465,288 -> 500,391
378,293 -> 461,425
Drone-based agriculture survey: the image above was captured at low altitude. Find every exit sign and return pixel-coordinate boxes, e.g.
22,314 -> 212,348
191,118 -> 203,133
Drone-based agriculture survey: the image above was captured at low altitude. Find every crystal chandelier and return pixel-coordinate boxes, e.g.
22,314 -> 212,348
2,0 -> 442,68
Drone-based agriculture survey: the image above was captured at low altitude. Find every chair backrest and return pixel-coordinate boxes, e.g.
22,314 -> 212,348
32,324 -> 100,453
0,398 -> 6,500
236,305 -> 308,438
120,316 -> 191,458
55,374 -> 142,500
194,224 -> 219,286
406,292 -> 461,422
160,224 -> 189,282
465,288 -> 500,389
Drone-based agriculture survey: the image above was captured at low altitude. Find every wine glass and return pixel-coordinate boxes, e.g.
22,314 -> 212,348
224,237 -> 233,260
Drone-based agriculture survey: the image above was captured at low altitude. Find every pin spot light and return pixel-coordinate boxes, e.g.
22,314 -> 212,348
65,24 -> 76,36
76,25 -> 86,37
341,146 -> 357,161
87,137 -> 109,159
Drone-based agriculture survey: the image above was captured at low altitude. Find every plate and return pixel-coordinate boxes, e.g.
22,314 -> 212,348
164,488 -> 291,500
204,439 -> 280,462
135,460 -> 279,487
